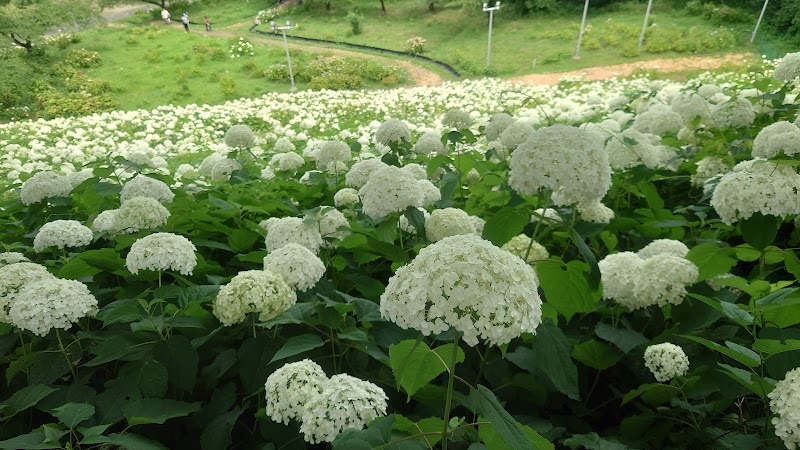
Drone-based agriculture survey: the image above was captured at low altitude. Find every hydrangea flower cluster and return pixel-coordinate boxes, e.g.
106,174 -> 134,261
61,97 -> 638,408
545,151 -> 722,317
380,234 -> 542,347
9,278 -> 98,336
334,188 -> 360,207
484,113 -> 514,142
224,124 -> 256,148
413,131 -> 445,155
315,140 -> 351,171
210,158 -> 242,181
510,125 -> 611,207
710,97 -> 755,128
752,121 -> 800,158
120,175 -> 175,204
711,159 -> 800,224
269,152 -> 305,172
113,197 -> 170,234
20,171 -> 73,205
577,201 -> 615,223
768,367 -> 800,450
599,240 -> 698,310
212,269 -> 296,325
691,156 -> 730,187
33,220 -> 93,253
501,234 -> 549,266
499,120 -> 535,151
375,118 -> 411,145
359,166 -> 425,221
92,209 -> 119,234
670,91 -> 711,121
263,243 -> 326,292
262,217 -> 324,254
425,207 -> 476,242
318,209 -> 350,246
126,232 -> 197,275
0,252 -> 29,268
0,262 -> 54,323
643,343 -> 690,382
346,158 -> 388,189
605,129 -> 664,170
632,103 -> 683,135
774,52 -> 800,81
441,108 -> 473,129
265,359 -> 328,424
229,37 -> 255,58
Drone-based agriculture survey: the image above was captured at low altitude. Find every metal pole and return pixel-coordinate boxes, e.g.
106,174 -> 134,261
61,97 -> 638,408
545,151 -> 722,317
638,0 -> 653,51
575,0 -> 590,59
486,9 -> 494,66
750,0 -> 769,44
280,26 -> 297,92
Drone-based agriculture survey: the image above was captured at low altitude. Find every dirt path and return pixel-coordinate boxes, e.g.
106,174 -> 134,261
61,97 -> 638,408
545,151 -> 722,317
510,53 -> 753,85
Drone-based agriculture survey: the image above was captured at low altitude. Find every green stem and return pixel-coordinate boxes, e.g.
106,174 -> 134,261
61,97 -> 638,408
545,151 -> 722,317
56,329 -> 78,380
441,335 -> 460,450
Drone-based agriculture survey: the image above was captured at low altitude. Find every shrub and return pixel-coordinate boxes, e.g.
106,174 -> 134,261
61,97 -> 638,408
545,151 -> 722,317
406,36 -> 427,55
308,73 -> 363,90
219,73 -> 236,97
63,48 -> 102,69
348,12 -> 362,35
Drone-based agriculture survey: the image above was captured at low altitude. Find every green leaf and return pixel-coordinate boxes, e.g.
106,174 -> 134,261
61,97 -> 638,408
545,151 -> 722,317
78,248 -> 127,274
716,363 -> 774,399
480,423 -> 554,450
685,242 -> 737,281
403,206 -> 426,236
572,340 -> 622,370
537,261 -> 599,321
260,302 -> 316,327
85,335 -> 137,367
200,406 -> 245,450
153,336 -> 198,393
227,229 -> 260,253
0,384 -> 55,418
621,383 -> 675,406
123,398 -> 201,425
740,212 -> 779,251
53,403 -> 95,428
393,415 -> 444,446
389,339 -> 465,397
681,335 -> 760,368
269,334 -> 326,364
467,385 -> 535,450
106,433 -> 169,450
138,359 -> 168,398
594,323 -> 648,354
688,294 -> 754,327
482,207 -> 529,246
752,339 -> 800,358
0,433 -> 56,450
507,324 -> 579,400
563,432 -> 629,450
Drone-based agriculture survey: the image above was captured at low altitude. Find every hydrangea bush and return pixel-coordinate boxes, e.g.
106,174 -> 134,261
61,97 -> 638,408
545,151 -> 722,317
0,54 -> 799,450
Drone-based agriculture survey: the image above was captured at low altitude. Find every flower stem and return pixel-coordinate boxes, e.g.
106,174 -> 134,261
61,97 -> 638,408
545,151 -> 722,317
56,329 -> 77,380
441,335 -> 460,450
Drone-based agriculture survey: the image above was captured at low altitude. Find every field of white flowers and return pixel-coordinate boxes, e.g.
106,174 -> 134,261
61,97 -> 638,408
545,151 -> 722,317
1,54 -> 800,450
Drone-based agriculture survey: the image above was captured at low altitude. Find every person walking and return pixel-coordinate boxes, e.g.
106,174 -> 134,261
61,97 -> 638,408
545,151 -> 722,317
204,16 -> 211,32
181,12 -> 189,32
161,8 -> 171,24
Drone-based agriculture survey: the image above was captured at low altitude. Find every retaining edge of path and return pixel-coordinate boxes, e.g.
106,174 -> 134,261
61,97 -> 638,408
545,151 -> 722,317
249,24 -> 461,78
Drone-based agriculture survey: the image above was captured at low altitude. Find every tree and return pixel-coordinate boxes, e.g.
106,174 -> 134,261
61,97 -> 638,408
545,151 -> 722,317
99,0 -> 167,10
0,0 -> 97,52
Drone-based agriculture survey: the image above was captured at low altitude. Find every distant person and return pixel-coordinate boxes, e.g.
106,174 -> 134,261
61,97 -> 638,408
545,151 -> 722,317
204,16 -> 211,32
181,12 -> 189,32
161,8 -> 170,24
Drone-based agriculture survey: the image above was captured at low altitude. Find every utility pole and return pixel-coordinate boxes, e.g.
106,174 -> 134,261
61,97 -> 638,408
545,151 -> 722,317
575,0 -> 590,59
271,21 -> 297,92
638,0 -> 654,51
750,0 -> 769,44
483,1 -> 501,67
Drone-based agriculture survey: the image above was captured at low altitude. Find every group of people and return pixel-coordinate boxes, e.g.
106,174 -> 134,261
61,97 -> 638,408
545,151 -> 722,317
161,9 -> 212,32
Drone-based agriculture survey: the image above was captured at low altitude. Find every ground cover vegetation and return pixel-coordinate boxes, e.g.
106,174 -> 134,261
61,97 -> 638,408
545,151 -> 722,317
2,49 -> 800,448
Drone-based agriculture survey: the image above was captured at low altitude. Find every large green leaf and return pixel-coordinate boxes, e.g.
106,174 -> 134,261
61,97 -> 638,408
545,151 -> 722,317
123,398 -> 201,425
479,423 -> 554,450
106,433 -> 169,450
507,324 -> 579,400
0,384 -> 55,418
52,403 -> 94,428
740,212 -> 779,251
269,334 -> 326,364
716,363 -> 774,399
681,335 -> 760,368
594,323 -> 648,354
537,260 -> 599,321
388,339 -> 465,397
154,336 -> 198,393
482,207 -> 529,246
685,242 -> 737,281
467,385 -> 535,450
572,340 -> 622,370
200,406 -> 245,450
563,432 -> 629,450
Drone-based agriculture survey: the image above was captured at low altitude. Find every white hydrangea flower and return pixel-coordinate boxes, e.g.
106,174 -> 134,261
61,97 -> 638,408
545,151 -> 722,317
598,252 -> 642,308
484,113 -> 515,142
418,180 -> 441,207
768,367 -> 800,450
606,129 -> 663,170
274,137 -> 296,153
691,156 -> 730,187
8,278 -> 98,336
20,171 -> 73,205
710,98 -> 756,128
345,158 -> 388,189
65,169 -> 94,189
270,152 -> 305,172
334,188 -> 360,207
175,164 -> 198,180
375,118 -> 411,145
92,209 -> 119,234
577,201 -> 615,224
697,84 -> 722,99
632,103 -> 683,135
531,208 -> 562,224
33,220 -> 93,253
643,343 -> 690,382
501,234 -> 548,265
637,239 -> 690,259
774,52 -> 800,82
225,124 -> 256,149
113,197 -> 170,234
315,140 -> 351,171
212,269 -> 296,326
359,166 -> 425,221
318,209 -> 350,245
510,125 -> 611,207
265,359 -> 328,425
441,108 -> 473,130
263,243 -> 325,292
580,119 -> 621,143
210,158 -> 242,181
262,217 -> 324,254
752,121 -> 800,158
470,215 -> 485,236
499,120 -> 535,151
670,92 -> 711,122
126,232 -> 197,275
0,262 -> 54,323
120,175 -> 175,204
300,374 -> 388,444
401,163 -> 427,180
632,255 -> 698,308
0,252 -> 30,268
198,154 -> 226,176
380,234 -> 542,347
711,159 -> 800,224
425,208 -> 476,242
413,132 -> 445,155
